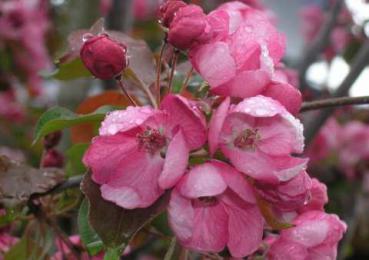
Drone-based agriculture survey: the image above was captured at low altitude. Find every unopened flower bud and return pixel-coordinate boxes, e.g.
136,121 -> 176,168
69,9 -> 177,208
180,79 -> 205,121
167,5 -> 212,50
43,131 -> 62,149
80,34 -> 128,80
158,0 -> 187,28
41,149 -> 64,168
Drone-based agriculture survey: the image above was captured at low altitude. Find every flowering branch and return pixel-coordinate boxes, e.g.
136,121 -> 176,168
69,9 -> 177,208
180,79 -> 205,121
300,96 -> 369,112
298,0 -> 344,89
305,40 -> 369,144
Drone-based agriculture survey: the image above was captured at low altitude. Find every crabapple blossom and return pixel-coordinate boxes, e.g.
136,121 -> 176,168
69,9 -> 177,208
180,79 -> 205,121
83,94 -> 206,209
0,0 -> 51,96
267,211 -> 347,260
254,170 -> 312,212
167,5 -> 212,50
209,95 -> 307,184
168,161 -> 264,258
80,34 -> 128,80
188,2 -> 302,114
158,0 -> 187,27
298,178 -> 328,213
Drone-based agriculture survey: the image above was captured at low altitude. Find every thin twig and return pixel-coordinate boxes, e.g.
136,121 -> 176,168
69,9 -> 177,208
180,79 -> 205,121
304,40 -> 369,145
180,67 -> 194,93
168,50 -> 179,94
116,78 -> 138,106
299,0 -> 344,89
156,41 -> 167,105
300,95 -> 369,112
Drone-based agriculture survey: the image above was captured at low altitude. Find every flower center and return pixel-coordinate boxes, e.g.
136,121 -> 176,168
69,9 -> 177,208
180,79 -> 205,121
198,196 -> 218,206
136,127 -> 166,154
234,128 -> 260,150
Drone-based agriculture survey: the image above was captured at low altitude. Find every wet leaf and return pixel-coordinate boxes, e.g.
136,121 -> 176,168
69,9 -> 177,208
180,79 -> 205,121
50,58 -> 92,80
81,172 -> 169,253
78,199 -> 104,256
0,156 -> 64,207
33,106 -> 113,144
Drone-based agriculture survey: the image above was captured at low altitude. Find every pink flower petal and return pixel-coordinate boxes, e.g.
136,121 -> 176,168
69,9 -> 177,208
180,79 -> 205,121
263,82 -> 302,115
178,162 -> 227,199
222,190 -> 264,257
168,189 -> 195,243
160,94 -> 207,150
208,97 -> 230,156
99,106 -> 155,136
83,133 -> 138,184
190,42 -> 236,87
101,148 -> 164,209
185,200 -> 228,253
159,130 -> 189,189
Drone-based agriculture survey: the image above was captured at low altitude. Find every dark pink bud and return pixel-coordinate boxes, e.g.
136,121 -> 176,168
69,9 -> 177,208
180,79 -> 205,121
43,131 -> 62,149
41,149 -> 64,168
80,34 -> 128,80
158,0 -> 187,27
167,5 -> 212,50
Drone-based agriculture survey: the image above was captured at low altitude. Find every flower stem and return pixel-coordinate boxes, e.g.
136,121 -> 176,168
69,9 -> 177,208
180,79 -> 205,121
168,50 -> 179,94
116,78 -> 138,106
300,95 -> 369,112
180,67 -> 194,94
156,40 -> 167,105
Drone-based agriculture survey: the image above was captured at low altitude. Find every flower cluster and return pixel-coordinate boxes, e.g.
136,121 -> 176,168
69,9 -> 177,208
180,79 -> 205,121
309,118 -> 369,180
300,2 -> 354,60
0,0 -> 51,96
83,1 -> 346,258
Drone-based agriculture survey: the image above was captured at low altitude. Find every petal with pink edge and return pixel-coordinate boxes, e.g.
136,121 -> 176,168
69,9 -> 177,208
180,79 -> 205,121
82,133 -> 138,184
263,82 -> 302,115
99,106 -> 155,136
211,160 -> 256,204
178,162 -> 227,199
168,189 -> 194,243
160,94 -> 207,150
185,199 -> 228,253
208,97 -> 230,156
101,148 -> 164,209
190,42 -> 236,87
212,70 -> 269,98
159,130 -> 189,189
222,190 -> 263,257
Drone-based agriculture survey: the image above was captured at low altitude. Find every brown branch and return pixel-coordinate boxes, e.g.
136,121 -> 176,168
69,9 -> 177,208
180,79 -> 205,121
300,96 -> 369,112
304,40 -> 369,145
299,0 -> 344,89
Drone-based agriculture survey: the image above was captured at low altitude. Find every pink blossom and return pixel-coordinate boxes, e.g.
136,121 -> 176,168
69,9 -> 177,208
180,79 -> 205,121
330,27 -> 351,54
167,5 -> 212,50
299,4 -> 325,43
209,95 -> 307,184
0,232 -> 18,255
299,178 -> 328,213
189,3 -> 302,114
51,235 -> 103,260
307,118 -> 340,164
0,0 -> 51,95
83,94 -> 206,209
338,121 -> 369,178
158,0 -> 187,27
255,171 -> 312,212
267,211 -> 347,260
168,161 -> 264,258
0,90 -> 25,122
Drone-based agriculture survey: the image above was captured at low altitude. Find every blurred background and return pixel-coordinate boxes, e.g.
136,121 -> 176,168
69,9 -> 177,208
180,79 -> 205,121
1,0 -> 369,259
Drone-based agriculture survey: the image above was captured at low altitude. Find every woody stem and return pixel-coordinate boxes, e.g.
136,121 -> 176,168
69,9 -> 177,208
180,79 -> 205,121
116,78 -> 138,106
168,50 -> 179,94
156,40 -> 167,104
